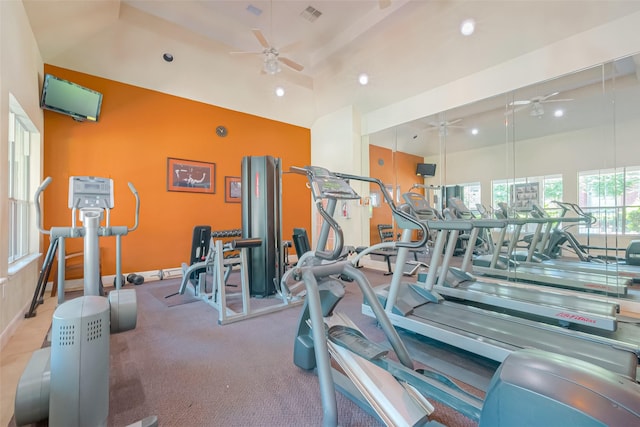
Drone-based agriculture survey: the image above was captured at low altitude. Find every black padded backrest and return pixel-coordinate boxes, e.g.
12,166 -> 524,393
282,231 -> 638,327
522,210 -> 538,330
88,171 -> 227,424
292,228 -> 312,258
189,225 -> 211,264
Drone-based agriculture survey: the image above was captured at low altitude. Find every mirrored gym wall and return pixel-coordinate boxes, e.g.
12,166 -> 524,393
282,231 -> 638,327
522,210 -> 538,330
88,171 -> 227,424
363,53 -> 640,296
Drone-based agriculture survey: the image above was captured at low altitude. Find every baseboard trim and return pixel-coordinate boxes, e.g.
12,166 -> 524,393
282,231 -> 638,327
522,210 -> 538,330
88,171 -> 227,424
0,298 -> 31,351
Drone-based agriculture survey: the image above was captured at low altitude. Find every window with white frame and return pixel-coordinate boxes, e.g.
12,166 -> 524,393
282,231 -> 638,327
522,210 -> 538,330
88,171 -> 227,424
491,175 -> 563,217
578,167 -> 640,235
460,182 -> 481,215
8,98 -> 38,264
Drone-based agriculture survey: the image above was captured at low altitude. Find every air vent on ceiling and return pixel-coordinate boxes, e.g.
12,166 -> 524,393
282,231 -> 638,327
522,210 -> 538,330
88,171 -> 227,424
246,4 -> 263,16
300,5 -> 322,22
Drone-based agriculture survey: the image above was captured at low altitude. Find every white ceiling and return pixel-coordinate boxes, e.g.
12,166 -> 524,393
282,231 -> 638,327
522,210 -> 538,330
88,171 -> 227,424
21,0 -> 640,151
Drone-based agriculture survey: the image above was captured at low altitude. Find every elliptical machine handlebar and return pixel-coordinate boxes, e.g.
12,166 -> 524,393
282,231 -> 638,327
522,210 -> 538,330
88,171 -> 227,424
34,177 -> 54,235
314,200 -> 344,261
334,172 -> 429,249
35,177 -> 141,235
127,182 -> 140,232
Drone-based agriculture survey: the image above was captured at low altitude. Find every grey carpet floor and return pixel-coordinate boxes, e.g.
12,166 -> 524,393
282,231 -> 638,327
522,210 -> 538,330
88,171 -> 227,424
10,268 -> 483,427
106,269 -> 482,426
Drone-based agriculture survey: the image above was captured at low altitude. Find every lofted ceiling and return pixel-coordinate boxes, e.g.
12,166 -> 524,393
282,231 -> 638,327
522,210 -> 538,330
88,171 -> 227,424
22,0 -> 640,149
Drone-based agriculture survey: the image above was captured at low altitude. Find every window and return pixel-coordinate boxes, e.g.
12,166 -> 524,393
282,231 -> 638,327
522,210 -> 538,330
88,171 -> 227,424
542,175 -> 563,213
578,167 -> 640,235
460,182 -> 481,215
492,175 -> 563,217
8,97 -> 39,264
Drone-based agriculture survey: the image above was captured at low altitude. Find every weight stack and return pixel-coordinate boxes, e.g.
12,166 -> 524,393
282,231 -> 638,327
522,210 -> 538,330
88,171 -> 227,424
241,156 -> 284,297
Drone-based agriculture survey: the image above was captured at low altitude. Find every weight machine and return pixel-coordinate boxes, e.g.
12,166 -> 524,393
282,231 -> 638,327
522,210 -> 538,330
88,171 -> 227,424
176,232 -> 304,325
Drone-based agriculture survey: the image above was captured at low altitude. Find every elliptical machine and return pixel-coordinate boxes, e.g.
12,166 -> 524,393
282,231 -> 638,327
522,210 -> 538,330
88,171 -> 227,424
14,176 -> 156,427
290,166 -> 640,427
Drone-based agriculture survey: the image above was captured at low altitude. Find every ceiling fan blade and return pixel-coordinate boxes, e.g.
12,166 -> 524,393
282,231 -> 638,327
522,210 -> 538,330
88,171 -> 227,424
540,91 -> 560,101
279,57 -> 304,72
447,118 -> 462,126
252,28 -> 270,49
505,104 -> 529,115
510,100 -> 531,106
229,51 -> 262,55
540,98 -> 574,104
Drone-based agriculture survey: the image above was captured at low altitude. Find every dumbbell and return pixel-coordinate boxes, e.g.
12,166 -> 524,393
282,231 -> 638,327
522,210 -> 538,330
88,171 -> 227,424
126,273 -> 145,285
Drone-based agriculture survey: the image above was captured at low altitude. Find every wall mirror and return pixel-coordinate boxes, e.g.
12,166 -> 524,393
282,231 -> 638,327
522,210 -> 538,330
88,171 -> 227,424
364,52 -> 640,296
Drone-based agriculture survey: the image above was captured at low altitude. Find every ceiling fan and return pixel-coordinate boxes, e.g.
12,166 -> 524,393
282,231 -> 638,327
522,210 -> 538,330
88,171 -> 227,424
507,92 -> 573,116
427,118 -> 464,136
231,29 -> 304,75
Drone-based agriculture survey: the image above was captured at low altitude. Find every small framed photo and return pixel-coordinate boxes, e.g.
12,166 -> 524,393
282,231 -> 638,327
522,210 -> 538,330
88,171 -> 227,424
225,176 -> 241,203
167,158 -> 216,194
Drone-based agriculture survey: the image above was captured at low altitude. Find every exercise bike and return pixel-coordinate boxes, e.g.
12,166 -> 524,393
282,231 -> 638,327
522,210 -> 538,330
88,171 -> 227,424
290,166 -> 640,427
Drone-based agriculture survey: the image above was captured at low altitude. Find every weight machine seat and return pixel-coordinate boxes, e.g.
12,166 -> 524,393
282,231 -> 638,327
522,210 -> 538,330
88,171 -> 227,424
293,228 -> 312,258
187,225 -> 212,286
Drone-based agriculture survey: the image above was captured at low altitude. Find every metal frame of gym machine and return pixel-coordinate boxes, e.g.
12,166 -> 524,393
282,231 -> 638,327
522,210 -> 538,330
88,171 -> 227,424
290,166 -> 640,427
508,200 -> 640,280
14,176 -> 156,427
471,212 -> 632,295
177,156 -> 304,324
358,181 -> 640,380
401,192 -> 622,332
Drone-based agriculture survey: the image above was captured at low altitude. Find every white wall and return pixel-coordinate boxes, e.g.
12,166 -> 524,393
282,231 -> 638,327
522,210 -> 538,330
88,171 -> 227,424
363,10 -> 640,136
0,0 -> 44,348
310,105 -> 369,249
311,9 -> 640,249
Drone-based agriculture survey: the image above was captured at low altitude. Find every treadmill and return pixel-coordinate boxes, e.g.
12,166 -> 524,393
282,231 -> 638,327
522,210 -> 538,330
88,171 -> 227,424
446,197 -> 632,296
519,201 -> 640,281
358,190 -> 639,380
402,192 -> 620,331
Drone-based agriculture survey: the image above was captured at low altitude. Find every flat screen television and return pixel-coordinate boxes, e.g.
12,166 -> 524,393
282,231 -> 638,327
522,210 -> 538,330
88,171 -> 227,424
416,163 -> 437,177
40,73 -> 103,122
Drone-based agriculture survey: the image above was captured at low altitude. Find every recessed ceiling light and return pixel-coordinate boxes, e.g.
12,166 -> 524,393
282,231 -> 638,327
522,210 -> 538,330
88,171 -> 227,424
162,53 -> 174,62
554,109 -> 564,117
275,86 -> 285,97
471,128 -> 479,135
460,19 -> 475,36
358,73 -> 369,85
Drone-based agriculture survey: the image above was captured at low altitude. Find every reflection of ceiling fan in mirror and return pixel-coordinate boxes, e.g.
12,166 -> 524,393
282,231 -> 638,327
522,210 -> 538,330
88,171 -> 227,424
231,28 -> 304,75
507,92 -> 573,117
427,119 -> 464,136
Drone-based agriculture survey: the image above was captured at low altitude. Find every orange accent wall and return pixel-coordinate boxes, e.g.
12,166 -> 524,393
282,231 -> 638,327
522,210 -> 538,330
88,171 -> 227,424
368,145 -> 424,243
43,65 -> 311,276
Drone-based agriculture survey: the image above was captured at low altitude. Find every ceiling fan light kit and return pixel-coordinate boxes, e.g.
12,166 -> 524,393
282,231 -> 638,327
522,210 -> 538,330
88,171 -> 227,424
231,28 -> 304,76
263,52 -> 281,75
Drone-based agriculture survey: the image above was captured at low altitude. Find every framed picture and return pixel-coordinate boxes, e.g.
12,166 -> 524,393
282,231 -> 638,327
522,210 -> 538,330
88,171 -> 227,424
225,176 -> 241,203
167,157 -> 215,194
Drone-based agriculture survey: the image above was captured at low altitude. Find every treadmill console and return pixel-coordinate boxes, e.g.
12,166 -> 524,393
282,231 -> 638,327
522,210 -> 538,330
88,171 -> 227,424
402,192 -> 439,221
